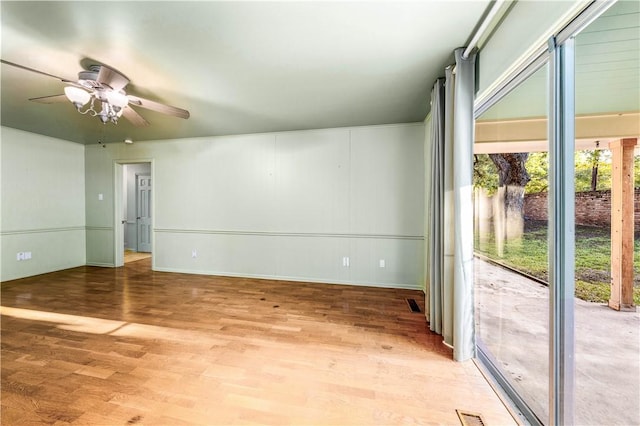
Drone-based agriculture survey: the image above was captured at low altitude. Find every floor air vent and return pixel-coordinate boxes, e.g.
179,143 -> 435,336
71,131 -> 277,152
406,298 -> 421,313
456,410 -> 486,426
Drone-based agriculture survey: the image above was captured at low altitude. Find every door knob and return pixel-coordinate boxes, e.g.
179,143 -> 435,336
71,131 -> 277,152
121,220 -> 126,224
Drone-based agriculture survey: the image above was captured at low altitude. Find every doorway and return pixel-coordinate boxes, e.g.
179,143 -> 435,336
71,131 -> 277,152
115,161 -> 153,266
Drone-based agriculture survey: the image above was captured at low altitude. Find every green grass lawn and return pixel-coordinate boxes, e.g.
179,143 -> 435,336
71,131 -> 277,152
475,221 -> 640,305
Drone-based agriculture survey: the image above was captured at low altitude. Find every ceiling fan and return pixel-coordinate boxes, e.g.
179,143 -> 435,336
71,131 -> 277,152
1,59 -> 190,127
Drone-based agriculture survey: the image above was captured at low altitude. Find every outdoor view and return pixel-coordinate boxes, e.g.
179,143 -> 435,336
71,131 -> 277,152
475,146 -> 640,305
473,63 -> 550,422
573,1 -> 639,424
474,2 -> 639,424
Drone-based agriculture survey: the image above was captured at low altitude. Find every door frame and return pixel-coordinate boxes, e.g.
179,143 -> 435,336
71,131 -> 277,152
114,159 -> 154,268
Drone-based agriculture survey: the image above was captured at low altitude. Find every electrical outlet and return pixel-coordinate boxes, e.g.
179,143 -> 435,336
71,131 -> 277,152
192,249 -> 197,259
17,252 -> 33,261
342,256 -> 350,267
379,259 -> 385,268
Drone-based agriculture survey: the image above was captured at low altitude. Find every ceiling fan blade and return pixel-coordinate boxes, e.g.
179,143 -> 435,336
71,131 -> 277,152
96,65 -> 129,92
29,94 -> 69,104
1,59 -> 76,84
127,95 -> 190,119
122,106 -> 150,127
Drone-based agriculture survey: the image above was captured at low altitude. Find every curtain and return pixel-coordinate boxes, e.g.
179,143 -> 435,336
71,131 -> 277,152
427,77 -> 445,334
452,48 -> 477,361
426,48 -> 477,362
442,65 -> 455,347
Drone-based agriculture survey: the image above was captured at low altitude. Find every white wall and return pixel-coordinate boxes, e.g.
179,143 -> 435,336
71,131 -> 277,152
85,123 -> 425,289
0,127 -> 86,281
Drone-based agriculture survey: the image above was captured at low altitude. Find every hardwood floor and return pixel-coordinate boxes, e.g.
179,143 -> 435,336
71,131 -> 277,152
124,250 -> 151,264
1,260 -> 516,425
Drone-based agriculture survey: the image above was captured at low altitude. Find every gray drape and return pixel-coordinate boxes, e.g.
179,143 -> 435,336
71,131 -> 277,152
442,65 -> 455,347
452,48 -> 476,361
427,78 -> 445,335
427,48 -> 477,362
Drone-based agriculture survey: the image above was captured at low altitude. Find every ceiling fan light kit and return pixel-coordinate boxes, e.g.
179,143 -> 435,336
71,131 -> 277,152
106,91 -> 128,109
64,85 -> 127,124
0,59 -> 190,129
64,86 -> 91,107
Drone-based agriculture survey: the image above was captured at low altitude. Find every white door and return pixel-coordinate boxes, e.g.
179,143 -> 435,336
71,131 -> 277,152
137,175 -> 152,253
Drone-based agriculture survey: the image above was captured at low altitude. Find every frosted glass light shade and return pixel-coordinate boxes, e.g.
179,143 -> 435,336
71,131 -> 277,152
106,91 -> 128,109
64,86 -> 91,106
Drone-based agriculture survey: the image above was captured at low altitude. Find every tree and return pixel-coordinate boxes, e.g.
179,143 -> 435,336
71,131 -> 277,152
489,153 -> 530,215
575,149 -> 612,192
589,149 -> 602,191
473,154 -> 498,195
525,152 -> 548,194
489,153 -> 530,254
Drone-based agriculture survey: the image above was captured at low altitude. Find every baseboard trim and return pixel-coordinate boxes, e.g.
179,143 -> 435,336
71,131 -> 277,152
1,262 -> 87,283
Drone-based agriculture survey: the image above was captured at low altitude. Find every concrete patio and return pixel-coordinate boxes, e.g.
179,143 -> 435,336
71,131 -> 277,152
475,258 -> 639,425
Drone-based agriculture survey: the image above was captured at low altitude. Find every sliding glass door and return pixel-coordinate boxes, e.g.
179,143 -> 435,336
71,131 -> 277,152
573,2 -> 640,424
474,0 -> 639,424
474,64 -> 550,423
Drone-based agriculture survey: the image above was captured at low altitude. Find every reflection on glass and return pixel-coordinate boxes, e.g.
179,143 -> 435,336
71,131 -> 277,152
574,1 -> 640,424
474,64 -> 549,422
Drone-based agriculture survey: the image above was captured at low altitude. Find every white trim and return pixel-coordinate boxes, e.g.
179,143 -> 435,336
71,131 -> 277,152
113,159 -> 154,269
463,0 -> 510,59
1,226 -> 85,235
153,228 -> 423,241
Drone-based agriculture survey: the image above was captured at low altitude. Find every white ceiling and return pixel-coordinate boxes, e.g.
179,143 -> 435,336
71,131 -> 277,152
1,1 -> 490,144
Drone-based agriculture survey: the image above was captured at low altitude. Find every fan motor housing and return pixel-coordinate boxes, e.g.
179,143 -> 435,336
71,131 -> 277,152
78,69 -> 100,88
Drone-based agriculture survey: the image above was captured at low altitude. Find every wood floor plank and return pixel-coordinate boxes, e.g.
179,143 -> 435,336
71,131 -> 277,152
1,259 -> 517,425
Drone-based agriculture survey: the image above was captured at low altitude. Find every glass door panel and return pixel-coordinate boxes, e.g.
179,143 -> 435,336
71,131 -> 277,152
574,1 -> 640,424
474,64 -> 550,422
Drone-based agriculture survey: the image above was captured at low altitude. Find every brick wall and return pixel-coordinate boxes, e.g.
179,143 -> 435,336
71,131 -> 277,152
524,189 -> 640,228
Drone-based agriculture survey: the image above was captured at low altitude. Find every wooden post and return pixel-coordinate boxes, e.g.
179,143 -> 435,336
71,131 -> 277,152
608,138 -> 637,311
